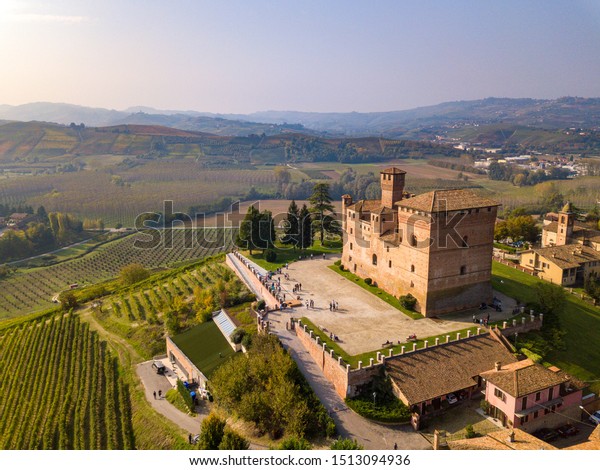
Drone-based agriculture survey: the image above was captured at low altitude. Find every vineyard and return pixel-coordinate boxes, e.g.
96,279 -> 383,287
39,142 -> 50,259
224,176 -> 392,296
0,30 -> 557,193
0,228 -> 236,319
0,313 -> 135,449
96,258 -> 253,358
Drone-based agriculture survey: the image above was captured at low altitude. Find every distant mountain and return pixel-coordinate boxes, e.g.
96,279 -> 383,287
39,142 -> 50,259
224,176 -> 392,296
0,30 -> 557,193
1,97 -> 600,138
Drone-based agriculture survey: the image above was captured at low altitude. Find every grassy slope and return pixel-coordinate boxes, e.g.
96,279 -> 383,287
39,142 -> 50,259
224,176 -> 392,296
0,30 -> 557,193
492,261 -> 600,390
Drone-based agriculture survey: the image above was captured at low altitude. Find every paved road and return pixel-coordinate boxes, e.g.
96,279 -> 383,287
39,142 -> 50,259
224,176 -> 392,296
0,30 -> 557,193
268,311 -> 431,450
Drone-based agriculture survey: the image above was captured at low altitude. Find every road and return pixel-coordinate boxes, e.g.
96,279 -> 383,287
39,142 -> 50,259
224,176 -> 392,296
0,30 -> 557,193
268,311 -> 431,450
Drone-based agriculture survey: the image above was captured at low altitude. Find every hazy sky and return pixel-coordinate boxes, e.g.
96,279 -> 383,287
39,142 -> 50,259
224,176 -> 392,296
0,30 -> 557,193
1,0 -> 599,113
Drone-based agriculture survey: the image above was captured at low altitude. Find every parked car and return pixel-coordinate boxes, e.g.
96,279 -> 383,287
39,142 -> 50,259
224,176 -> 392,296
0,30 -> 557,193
446,393 -> 458,405
152,360 -> 166,375
556,424 -> 579,438
533,428 -> 560,442
589,410 -> 600,425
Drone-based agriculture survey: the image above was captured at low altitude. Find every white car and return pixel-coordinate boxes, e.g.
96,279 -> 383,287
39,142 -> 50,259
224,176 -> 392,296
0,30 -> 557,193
589,410 -> 600,425
447,393 -> 458,405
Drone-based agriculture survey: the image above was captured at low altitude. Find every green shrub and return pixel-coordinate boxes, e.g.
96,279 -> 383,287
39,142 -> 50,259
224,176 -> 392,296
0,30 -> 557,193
326,420 -> 337,438
198,413 -> 226,449
480,399 -> 490,415
230,327 -> 248,344
399,293 -> 417,310
465,424 -> 476,439
345,396 -> 411,423
330,438 -> 364,450
278,436 -> 312,450
334,260 -> 341,266
256,299 -> 266,310
241,333 -> 253,350
264,250 -> 277,262
365,278 -> 372,285
218,428 -> 249,450
176,379 -> 195,413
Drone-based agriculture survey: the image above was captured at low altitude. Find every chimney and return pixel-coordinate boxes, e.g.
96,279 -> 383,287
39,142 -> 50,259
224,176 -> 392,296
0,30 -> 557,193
495,361 -> 501,371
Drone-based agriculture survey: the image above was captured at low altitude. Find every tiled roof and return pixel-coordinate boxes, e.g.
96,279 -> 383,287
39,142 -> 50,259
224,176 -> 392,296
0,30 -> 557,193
347,199 -> 383,212
386,334 -> 517,406
480,359 -> 579,398
381,167 -> 406,174
449,428 -> 557,450
530,244 -> 600,270
395,189 -> 499,213
542,221 -> 587,234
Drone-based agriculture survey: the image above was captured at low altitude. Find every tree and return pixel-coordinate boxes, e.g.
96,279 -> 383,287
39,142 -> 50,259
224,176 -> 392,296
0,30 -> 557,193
494,220 -> 509,242
534,282 -> 566,315
256,210 -> 276,252
309,183 -> 335,245
58,291 -> 78,311
505,215 -> 540,243
298,204 -> 313,250
198,413 -> 226,450
236,205 -> 260,254
330,438 -> 364,450
218,428 -> 249,450
282,200 -> 300,250
119,263 -> 150,286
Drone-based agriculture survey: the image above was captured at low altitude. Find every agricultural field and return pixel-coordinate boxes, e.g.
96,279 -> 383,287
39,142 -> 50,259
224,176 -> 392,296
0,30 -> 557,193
0,313 -> 135,449
95,258 -> 251,358
0,228 -> 236,319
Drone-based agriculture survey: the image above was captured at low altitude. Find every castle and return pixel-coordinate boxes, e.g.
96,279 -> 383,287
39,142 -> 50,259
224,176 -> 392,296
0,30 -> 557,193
341,167 -> 499,316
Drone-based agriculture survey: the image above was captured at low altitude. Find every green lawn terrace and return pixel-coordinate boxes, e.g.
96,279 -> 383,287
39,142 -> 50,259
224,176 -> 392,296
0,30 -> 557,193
169,320 -> 235,379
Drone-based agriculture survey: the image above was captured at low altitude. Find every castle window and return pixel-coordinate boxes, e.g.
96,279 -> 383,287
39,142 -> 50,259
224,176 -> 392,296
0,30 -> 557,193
561,216 -> 565,223
372,254 -> 377,266
460,265 -> 466,275
350,228 -> 353,234
410,234 -> 417,247
410,281 -> 414,287
389,260 -> 392,268
386,246 -> 389,253
350,242 -> 353,250
410,265 -> 415,272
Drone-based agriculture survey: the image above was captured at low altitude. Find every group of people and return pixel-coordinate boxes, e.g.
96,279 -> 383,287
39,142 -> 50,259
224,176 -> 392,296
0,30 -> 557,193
152,390 -> 162,400
329,331 -> 340,341
473,312 -> 491,327
305,299 -> 315,309
329,300 -> 339,311
292,282 -> 302,293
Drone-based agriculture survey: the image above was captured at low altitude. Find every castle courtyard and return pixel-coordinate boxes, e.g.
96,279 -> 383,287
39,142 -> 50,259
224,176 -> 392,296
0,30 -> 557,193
273,254 -> 518,356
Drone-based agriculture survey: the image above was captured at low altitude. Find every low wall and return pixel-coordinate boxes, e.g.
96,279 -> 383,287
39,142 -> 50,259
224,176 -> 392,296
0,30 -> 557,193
226,253 -> 279,309
500,314 -> 543,336
165,336 -> 208,388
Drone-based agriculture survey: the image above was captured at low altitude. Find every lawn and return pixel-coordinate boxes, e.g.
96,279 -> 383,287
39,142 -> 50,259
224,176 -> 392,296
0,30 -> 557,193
241,239 -> 342,272
492,261 -> 600,392
328,263 -> 423,320
170,320 -> 235,378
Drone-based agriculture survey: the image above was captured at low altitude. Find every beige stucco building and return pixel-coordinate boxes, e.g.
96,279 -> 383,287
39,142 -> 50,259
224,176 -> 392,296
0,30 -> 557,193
519,203 -> 600,286
341,167 -> 499,316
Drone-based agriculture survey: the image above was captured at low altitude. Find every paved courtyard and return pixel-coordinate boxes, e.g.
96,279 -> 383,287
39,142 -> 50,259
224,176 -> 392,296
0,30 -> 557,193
274,254 -> 518,356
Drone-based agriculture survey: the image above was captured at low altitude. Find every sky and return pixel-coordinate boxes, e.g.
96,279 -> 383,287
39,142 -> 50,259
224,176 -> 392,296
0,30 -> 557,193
1,0 -> 600,114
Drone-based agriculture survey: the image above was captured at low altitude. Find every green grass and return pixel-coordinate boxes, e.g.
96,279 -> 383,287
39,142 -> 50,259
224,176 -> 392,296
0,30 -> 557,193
170,320 -> 235,378
492,261 -> 600,392
300,317 -> 482,369
328,264 -> 423,320
165,389 -> 195,416
242,239 -> 342,271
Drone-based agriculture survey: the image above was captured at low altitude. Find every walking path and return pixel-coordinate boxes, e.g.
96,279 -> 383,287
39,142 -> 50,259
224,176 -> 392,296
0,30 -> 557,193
267,309 -> 431,450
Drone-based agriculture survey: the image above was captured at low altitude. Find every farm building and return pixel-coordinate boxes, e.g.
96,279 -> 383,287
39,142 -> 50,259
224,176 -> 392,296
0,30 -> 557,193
166,309 -> 237,388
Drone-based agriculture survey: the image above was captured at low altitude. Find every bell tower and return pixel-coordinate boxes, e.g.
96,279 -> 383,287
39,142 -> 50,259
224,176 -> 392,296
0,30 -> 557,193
556,202 -> 574,246
380,167 -> 406,208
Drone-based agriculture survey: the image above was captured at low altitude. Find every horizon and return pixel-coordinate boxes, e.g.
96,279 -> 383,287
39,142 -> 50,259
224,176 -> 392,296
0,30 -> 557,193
1,1 -> 600,113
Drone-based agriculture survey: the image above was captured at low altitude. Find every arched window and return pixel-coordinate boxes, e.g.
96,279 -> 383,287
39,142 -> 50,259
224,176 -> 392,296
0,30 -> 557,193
460,265 -> 467,275
410,234 -> 417,247
388,260 -> 392,268
410,265 -> 415,272
372,254 -> 378,266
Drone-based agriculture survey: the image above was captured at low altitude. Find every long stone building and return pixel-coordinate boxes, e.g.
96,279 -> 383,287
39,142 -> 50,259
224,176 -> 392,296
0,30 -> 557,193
341,167 -> 499,316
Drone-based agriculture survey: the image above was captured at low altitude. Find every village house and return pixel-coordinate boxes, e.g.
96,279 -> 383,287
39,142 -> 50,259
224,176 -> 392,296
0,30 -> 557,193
385,334 -> 517,415
341,167 -> 499,316
520,202 -> 600,285
480,359 -> 585,433
7,212 -> 35,229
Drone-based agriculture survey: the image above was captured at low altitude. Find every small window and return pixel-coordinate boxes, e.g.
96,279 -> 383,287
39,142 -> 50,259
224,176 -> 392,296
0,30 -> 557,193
548,388 -> 554,400
386,246 -> 389,253
522,397 -> 527,409
535,392 -> 541,401
388,260 -> 392,268
372,254 -> 377,266
475,208 -> 480,213
410,234 -> 417,247
350,228 -> 353,234
350,242 -> 353,250
410,265 -> 415,272
533,410 -> 539,419
410,281 -> 414,287
494,388 -> 506,402
460,265 -> 466,275
487,207 -> 491,212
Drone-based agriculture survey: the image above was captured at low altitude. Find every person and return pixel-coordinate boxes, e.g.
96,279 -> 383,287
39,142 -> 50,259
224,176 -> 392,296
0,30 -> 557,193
188,433 -> 192,444
394,442 -> 398,450
153,391 -> 156,400
158,390 -> 162,398
472,313 -> 476,323
306,301 -> 309,309
322,253 -> 325,259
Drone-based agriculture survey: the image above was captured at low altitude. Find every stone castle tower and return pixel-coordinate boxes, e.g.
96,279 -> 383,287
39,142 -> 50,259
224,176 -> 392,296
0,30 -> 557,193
555,202 -> 574,246
341,167 -> 499,317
